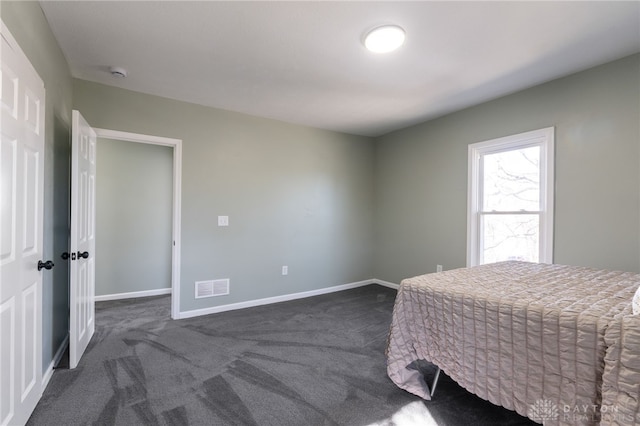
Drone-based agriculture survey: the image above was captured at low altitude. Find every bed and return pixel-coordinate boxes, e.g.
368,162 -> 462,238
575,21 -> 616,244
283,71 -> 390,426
386,261 -> 640,425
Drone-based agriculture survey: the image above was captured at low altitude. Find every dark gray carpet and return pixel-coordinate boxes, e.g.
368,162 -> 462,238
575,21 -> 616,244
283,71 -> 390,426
27,285 -> 535,425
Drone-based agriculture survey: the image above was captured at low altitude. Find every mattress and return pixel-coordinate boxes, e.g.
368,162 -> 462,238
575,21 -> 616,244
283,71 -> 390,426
386,261 -> 640,425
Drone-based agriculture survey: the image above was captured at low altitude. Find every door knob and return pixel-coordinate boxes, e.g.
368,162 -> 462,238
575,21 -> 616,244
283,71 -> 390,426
77,251 -> 89,259
61,252 -> 70,260
38,260 -> 55,271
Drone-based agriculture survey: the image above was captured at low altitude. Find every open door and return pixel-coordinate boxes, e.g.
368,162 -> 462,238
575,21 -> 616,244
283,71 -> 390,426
69,110 -> 96,369
1,21 -> 46,425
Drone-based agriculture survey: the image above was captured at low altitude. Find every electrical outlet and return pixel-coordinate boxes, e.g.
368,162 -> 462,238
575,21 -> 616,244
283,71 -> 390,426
436,264 -> 443,273
218,216 -> 229,226
282,265 -> 288,275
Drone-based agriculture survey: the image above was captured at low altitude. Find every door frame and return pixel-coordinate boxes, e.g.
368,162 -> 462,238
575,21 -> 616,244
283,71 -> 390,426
93,128 -> 182,319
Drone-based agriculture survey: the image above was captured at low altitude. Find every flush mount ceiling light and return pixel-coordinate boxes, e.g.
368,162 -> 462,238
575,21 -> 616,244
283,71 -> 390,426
109,66 -> 128,78
364,25 -> 405,53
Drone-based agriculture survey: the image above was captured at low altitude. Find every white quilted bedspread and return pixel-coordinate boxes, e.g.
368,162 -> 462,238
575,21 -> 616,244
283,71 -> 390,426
386,261 -> 640,425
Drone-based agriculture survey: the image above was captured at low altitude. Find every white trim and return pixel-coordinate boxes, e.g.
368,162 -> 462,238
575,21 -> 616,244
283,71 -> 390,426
94,128 -> 182,320
95,288 -> 172,302
467,127 -> 554,266
93,128 -> 179,147
374,279 -> 400,289
42,334 -> 69,390
176,279 -> 375,319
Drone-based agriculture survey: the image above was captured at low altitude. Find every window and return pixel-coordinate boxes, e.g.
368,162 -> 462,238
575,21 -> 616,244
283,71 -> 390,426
467,127 -> 554,266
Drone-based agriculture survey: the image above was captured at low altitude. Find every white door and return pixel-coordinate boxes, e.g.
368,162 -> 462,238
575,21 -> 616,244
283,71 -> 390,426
69,110 -> 96,369
0,23 -> 46,426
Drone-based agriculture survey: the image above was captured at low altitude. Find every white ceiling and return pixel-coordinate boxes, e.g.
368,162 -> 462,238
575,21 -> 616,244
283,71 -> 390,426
40,1 -> 640,137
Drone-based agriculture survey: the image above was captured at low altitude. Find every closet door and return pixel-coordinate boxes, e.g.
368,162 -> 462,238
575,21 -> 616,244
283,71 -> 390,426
0,22 -> 45,426
69,110 -> 96,369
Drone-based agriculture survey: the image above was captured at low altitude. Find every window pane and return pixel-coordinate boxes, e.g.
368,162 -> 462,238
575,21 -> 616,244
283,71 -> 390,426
483,146 -> 540,211
481,214 -> 539,264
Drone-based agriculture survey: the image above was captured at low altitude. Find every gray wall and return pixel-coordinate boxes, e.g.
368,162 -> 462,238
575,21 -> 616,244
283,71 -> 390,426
2,2 -> 73,370
374,54 -> 640,283
73,80 -> 375,312
96,138 -> 173,297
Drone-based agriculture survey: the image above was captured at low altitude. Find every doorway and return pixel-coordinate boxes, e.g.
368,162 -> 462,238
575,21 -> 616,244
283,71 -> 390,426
93,129 -> 182,319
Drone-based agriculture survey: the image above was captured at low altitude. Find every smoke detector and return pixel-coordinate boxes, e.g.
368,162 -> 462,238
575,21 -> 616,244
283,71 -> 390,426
109,66 -> 128,78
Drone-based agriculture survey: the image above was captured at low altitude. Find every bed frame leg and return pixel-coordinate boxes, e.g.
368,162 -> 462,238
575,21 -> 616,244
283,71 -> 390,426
430,367 -> 441,397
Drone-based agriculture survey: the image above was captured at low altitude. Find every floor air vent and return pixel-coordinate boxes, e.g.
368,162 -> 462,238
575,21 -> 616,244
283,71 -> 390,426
195,279 -> 229,299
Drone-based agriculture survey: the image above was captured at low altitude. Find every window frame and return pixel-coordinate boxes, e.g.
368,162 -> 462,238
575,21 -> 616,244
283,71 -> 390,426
467,127 -> 555,267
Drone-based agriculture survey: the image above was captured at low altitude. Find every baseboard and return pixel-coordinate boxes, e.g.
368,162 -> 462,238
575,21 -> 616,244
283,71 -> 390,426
95,287 -> 172,302
177,279 -> 375,319
373,279 -> 400,289
42,334 -> 68,390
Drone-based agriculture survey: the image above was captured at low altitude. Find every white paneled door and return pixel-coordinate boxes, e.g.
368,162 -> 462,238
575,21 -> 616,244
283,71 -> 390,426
0,23 -> 46,426
69,110 -> 96,369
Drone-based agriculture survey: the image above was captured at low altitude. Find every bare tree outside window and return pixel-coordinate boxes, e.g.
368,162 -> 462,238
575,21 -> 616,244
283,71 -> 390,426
481,146 -> 541,263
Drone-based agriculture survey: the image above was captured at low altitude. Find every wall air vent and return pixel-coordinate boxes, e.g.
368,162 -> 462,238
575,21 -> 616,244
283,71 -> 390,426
195,279 -> 229,299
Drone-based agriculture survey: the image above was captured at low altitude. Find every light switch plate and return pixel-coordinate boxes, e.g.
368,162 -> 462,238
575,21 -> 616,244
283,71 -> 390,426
218,216 -> 229,226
